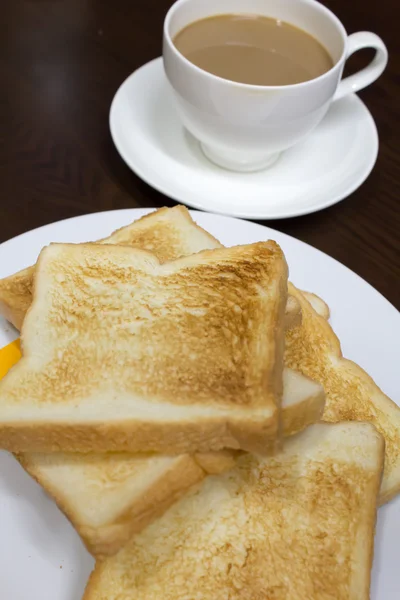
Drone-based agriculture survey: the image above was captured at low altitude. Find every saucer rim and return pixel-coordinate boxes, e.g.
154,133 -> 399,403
110,57 -> 379,220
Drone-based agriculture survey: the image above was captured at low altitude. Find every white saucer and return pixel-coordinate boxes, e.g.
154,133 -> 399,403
110,58 -> 379,220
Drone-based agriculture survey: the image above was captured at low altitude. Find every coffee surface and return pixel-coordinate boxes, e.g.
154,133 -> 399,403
173,14 -> 333,86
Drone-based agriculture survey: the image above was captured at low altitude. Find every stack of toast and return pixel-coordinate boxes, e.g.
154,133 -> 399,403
0,206 -> 398,599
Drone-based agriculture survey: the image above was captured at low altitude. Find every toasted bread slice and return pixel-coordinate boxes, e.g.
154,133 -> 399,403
0,209 -> 314,558
17,452 -> 209,558
15,367 -> 324,557
0,241 -> 288,455
0,207 -> 219,330
0,206 -> 300,331
84,422 -> 384,600
302,290 -> 330,320
286,283 -> 400,504
281,366 -> 325,436
0,266 -> 34,331
284,293 -> 302,329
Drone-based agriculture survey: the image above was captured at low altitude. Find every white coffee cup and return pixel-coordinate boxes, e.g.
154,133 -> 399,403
163,0 -> 388,172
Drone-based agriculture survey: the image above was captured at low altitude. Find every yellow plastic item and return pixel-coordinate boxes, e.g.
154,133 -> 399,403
0,339 -> 22,379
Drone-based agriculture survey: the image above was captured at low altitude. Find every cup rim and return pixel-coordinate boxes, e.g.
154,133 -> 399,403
164,0 -> 348,91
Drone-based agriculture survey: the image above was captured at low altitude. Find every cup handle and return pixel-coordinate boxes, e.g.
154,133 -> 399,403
333,32 -> 388,102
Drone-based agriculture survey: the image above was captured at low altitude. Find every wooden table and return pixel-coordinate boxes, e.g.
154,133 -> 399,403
1,0 -> 398,308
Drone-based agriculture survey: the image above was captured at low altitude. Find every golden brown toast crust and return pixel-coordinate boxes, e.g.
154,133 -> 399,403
83,423 -> 384,600
0,206 -> 298,332
0,265 -> 34,330
0,206 -> 221,331
17,452 -> 206,558
302,290 -> 330,320
16,449 -> 238,558
0,241 -> 288,455
12,367 -> 324,558
284,294 -> 302,329
285,283 -> 400,504
0,210 -> 314,560
97,205 -> 223,257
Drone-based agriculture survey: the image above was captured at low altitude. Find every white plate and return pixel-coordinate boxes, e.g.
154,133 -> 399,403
0,209 -> 399,600
110,58 -> 379,220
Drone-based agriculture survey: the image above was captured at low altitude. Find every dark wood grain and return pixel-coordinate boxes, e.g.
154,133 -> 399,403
0,0 -> 398,308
